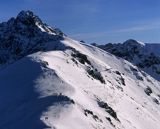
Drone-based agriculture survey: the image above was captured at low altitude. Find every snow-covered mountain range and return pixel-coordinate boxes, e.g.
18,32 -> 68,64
96,39 -> 160,81
0,11 -> 160,129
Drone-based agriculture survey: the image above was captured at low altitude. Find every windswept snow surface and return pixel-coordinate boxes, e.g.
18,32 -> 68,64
0,11 -> 160,129
0,37 -> 160,129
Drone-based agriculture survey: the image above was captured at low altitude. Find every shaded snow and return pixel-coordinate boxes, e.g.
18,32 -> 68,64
0,37 -> 160,129
0,11 -> 160,129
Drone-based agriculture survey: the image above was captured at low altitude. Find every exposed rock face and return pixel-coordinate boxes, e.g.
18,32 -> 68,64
97,39 -> 160,80
0,10 -> 65,66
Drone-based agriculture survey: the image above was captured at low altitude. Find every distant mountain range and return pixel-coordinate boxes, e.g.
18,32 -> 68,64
0,11 -> 160,129
94,39 -> 160,81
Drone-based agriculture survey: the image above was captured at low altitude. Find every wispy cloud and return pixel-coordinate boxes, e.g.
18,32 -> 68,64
71,20 -> 160,39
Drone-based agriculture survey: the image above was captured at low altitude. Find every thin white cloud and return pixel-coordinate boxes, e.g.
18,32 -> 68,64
71,20 -> 160,39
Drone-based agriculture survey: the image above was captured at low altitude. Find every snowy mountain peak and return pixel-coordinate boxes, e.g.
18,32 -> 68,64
16,10 -> 62,35
0,10 -> 66,67
16,10 -> 42,26
124,39 -> 145,47
97,40 -> 160,81
17,10 -> 36,21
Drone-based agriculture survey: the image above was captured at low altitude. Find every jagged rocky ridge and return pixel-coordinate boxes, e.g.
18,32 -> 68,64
96,39 -> 160,80
0,10 -> 65,67
0,11 -> 160,129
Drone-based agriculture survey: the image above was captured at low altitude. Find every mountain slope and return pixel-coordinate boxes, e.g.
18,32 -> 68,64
97,39 -> 160,81
0,11 -> 160,129
0,10 -> 65,69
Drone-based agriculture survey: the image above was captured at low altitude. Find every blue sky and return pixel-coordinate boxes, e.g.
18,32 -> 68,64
0,0 -> 160,44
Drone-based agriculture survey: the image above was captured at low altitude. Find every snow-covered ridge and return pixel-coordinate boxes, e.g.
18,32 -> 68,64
97,39 -> 160,81
0,11 -> 160,129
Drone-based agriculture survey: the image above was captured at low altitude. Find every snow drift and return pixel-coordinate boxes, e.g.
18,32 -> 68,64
0,11 -> 160,129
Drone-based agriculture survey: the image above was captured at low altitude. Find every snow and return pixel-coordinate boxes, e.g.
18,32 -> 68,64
98,40 -> 160,81
0,11 -> 160,129
0,36 -> 160,129
124,39 -> 145,47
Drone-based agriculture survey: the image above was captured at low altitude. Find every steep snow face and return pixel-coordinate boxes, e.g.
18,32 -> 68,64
0,11 -> 160,129
97,39 -> 160,81
0,36 -> 160,129
0,55 -> 75,129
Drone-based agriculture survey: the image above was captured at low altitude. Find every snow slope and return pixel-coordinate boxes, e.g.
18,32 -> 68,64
97,39 -> 160,81
0,11 -> 160,129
